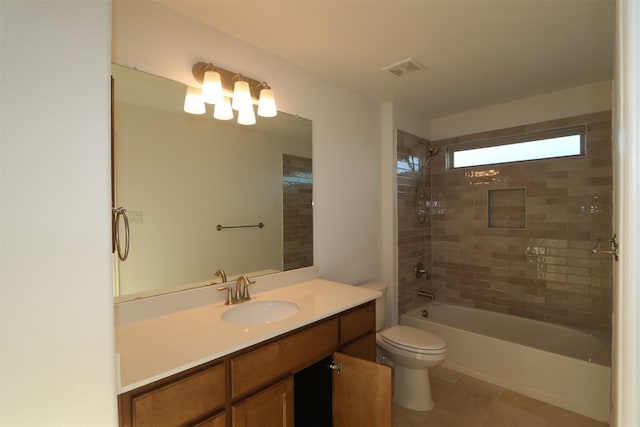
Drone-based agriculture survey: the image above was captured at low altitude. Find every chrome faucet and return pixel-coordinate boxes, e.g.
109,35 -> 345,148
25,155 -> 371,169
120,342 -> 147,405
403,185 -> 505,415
217,274 -> 255,305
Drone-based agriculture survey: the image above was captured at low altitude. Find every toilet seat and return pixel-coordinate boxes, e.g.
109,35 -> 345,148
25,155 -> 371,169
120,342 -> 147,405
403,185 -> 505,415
381,325 -> 447,355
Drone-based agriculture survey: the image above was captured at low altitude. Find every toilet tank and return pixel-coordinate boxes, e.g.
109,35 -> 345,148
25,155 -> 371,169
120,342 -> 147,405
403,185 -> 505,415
358,282 -> 387,331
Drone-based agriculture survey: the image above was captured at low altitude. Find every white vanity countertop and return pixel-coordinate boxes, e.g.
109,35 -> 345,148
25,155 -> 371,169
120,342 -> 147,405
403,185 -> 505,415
115,279 -> 379,393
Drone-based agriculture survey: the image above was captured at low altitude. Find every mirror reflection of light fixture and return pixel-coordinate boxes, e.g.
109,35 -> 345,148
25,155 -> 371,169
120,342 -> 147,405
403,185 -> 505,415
187,61 -> 277,125
213,97 -> 234,121
183,86 -> 206,114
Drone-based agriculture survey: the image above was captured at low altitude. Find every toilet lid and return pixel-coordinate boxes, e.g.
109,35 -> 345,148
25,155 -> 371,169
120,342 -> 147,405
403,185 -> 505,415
381,325 -> 447,354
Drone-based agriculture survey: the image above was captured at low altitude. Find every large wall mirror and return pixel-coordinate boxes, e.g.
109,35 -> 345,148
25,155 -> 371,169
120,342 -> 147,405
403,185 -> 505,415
112,64 -> 313,301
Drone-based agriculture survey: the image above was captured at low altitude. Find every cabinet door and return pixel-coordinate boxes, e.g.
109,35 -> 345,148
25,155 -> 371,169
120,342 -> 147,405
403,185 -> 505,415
194,411 -> 226,427
340,332 -> 376,361
332,352 -> 391,427
232,377 -> 294,427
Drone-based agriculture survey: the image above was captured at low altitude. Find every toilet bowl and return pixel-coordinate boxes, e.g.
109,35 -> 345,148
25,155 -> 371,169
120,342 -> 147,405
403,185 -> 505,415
359,282 -> 447,411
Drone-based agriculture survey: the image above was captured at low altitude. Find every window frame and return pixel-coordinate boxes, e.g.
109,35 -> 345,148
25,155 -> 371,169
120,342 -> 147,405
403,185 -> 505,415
445,125 -> 587,170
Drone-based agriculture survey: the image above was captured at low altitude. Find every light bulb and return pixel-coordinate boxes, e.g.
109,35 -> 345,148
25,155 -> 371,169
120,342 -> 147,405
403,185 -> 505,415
201,70 -> 223,105
183,86 -> 206,114
214,97 -> 234,120
232,79 -> 252,111
257,87 -> 277,117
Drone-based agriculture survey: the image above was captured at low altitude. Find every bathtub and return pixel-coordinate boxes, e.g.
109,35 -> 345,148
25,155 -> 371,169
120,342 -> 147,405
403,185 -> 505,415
401,303 -> 611,422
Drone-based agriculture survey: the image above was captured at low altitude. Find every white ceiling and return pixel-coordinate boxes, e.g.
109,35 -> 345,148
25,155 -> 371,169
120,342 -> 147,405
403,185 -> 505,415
158,0 -> 615,119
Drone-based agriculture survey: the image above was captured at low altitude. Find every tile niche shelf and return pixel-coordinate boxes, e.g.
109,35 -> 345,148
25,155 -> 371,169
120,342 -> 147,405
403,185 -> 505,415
488,188 -> 526,229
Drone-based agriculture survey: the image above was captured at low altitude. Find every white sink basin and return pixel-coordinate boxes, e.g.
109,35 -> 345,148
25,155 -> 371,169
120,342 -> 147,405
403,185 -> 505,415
221,300 -> 300,325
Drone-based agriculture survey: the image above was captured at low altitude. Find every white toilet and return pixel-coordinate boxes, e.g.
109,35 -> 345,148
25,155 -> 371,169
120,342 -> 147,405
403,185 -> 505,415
360,282 -> 447,411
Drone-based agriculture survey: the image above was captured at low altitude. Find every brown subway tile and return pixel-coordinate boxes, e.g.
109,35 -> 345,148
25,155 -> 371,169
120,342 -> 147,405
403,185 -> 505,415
397,111 -> 612,337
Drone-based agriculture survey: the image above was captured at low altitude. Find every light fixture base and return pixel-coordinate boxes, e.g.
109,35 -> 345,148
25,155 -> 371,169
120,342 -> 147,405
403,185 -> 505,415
192,62 -> 261,101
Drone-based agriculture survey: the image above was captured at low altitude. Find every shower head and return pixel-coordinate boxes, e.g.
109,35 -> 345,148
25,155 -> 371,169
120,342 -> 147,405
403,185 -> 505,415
417,142 -> 442,159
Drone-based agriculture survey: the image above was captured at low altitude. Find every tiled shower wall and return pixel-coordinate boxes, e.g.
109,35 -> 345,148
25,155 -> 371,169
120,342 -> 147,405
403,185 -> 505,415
397,130 -> 433,313
397,111 -> 613,336
282,154 -> 313,271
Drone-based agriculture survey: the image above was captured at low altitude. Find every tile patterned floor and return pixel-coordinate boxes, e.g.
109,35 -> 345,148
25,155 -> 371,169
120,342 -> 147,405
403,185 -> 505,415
392,366 -> 609,427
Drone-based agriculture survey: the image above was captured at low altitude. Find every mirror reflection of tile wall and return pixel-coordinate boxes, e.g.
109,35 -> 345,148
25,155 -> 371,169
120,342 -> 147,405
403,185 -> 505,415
283,154 -> 313,271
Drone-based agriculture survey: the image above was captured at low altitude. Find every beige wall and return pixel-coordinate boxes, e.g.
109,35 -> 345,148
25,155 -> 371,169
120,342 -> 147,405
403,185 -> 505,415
430,80 -> 612,141
0,1 -> 117,425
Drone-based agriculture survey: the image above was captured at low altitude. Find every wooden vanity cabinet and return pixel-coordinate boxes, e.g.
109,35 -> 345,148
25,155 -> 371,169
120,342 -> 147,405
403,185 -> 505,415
118,301 -> 388,427
118,361 -> 225,427
230,318 -> 340,398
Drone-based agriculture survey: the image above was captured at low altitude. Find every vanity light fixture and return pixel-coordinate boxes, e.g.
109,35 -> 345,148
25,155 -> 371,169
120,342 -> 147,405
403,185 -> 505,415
185,61 -> 278,125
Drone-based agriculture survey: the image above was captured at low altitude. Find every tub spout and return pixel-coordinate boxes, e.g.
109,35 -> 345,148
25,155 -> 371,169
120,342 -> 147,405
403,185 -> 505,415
418,290 -> 436,299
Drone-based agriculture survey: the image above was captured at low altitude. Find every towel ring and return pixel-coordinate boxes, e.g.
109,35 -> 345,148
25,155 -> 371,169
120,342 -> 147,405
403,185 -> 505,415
113,207 -> 130,261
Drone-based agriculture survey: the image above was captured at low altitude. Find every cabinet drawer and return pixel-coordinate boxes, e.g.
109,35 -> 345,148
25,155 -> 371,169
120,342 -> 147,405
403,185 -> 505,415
130,363 -> 225,427
340,302 -> 375,344
231,318 -> 339,398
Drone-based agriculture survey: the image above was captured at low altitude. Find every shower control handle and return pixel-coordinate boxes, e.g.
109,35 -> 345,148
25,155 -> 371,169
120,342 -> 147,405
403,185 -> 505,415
592,234 -> 619,262
414,262 -> 427,278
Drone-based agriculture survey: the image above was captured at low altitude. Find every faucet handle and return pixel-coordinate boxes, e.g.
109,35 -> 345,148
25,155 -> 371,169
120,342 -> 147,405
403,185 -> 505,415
245,278 -> 255,300
217,286 -> 233,305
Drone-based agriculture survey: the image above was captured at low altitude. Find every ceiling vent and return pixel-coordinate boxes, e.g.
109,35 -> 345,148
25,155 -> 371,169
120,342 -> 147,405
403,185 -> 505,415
382,57 -> 427,78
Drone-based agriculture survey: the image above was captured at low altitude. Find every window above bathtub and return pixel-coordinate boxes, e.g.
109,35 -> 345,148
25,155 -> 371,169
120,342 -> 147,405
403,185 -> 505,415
446,125 -> 586,169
